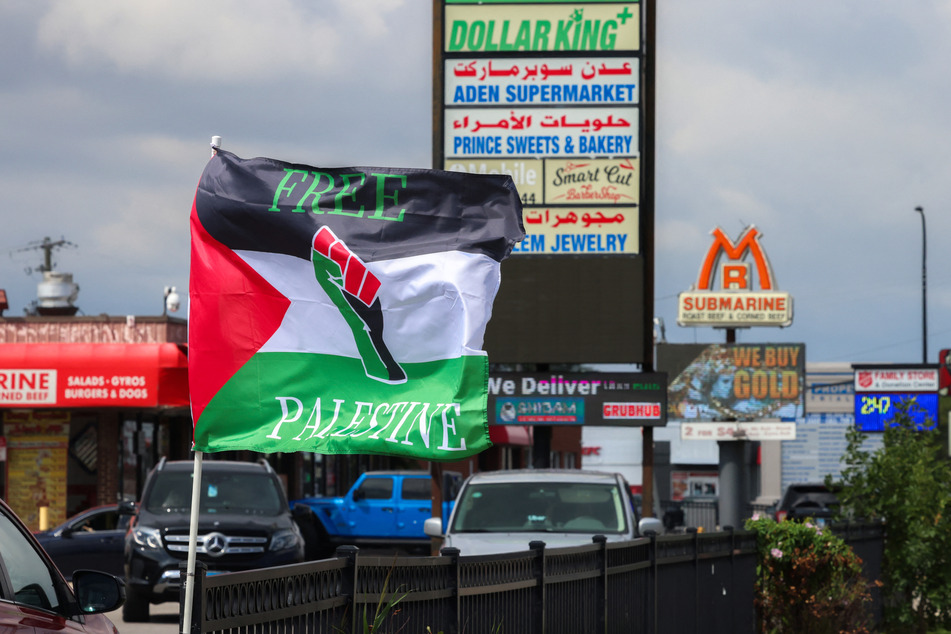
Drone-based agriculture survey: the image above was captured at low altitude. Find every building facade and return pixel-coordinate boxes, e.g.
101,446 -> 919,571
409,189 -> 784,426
0,315 -> 191,529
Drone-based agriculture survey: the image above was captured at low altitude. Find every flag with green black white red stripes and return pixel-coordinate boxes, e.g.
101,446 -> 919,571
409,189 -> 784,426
188,149 -> 524,460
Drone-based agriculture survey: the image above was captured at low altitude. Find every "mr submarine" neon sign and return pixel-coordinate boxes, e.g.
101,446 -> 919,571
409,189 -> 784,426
677,226 -> 793,328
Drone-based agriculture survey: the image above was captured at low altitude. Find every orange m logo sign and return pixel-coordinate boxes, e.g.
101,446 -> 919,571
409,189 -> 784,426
696,226 -> 775,291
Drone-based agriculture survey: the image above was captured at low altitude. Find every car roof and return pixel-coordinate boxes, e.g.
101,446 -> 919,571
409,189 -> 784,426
779,482 -> 840,506
782,482 -> 838,495
785,482 -> 831,489
463,469 -> 621,485
158,459 -> 270,473
70,503 -> 118,514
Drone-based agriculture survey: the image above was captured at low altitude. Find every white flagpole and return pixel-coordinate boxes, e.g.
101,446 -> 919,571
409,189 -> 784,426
182,136 -> 220,633
181,450 -> 204,634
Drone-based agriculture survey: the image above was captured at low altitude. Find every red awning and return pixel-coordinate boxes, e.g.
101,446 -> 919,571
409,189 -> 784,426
489,424 -> 532,446
0,342 -> 189,409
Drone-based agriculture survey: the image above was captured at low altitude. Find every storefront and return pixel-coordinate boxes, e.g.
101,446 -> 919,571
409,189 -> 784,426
0,317 -> 191,530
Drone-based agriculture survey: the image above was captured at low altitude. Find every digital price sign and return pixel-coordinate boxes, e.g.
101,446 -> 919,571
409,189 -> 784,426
854,392 -> 938,432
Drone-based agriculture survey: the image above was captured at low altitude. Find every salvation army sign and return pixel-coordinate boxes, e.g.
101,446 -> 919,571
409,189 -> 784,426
854,368 -> 939,392
852,364 -> 940,432
678,226 -> 793,328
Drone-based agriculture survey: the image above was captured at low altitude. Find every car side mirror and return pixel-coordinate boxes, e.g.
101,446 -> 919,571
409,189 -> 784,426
638,517 -> 664,536
117,501 -> 137,515
423,517 -> 443,538
61,524 -> 80,537
71,570 -> 125,614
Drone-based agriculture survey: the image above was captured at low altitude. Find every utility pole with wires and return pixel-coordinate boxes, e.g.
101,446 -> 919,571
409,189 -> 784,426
10,236 -> 80,316
17,236 -> 77,275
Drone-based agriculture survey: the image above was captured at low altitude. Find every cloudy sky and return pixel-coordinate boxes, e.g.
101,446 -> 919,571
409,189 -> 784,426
1,1 -> 948,366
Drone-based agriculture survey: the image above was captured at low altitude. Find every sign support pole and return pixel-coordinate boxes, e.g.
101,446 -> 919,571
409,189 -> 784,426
717,438 -> 746,529
429,461 -> 444,556
181,451 -> 203,634
642,427 -> 654,518
718,328 -> 741,528
641,0 -> 658,523
182,136 -> 218,633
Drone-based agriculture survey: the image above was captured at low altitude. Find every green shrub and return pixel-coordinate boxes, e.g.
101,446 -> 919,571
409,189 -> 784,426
834,403 -> 951,633
746,515 -> 875,633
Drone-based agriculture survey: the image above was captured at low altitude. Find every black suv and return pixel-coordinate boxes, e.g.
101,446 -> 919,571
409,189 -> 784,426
775,482 -> 841,524
122,458 -> 305,621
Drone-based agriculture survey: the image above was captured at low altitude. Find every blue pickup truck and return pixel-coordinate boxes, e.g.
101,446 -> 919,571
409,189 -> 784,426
292,470 -> 460,557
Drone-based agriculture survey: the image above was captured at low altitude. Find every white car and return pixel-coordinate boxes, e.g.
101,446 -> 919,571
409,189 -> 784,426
424,469 -> 661,556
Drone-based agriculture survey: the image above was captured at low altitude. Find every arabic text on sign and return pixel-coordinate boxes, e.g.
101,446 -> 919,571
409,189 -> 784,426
452,60 -> 635,82
453,113 -> 632,133
524,209 -> 627,229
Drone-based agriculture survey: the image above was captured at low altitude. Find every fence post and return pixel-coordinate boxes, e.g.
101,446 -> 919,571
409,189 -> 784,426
725,525 -> 736,634
441,546 -> 461,634
648,531 -> 658,634
530,540 -> 546,634
179,560 -> 206,634
594,534 -> 608,634
687,527 -> 700,634
337,545 -> 359,634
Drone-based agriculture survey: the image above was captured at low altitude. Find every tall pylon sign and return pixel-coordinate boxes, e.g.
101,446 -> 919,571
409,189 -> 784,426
434,0 -> 656,364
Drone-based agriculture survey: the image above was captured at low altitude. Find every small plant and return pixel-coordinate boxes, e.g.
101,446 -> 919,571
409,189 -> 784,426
336,556 -> 411,634
746,514 -> 875,633
360,582 -> 409,634
364,558 -> 410,634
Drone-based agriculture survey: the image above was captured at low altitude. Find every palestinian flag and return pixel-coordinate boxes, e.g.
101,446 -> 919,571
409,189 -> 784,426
188,150 -> 524,460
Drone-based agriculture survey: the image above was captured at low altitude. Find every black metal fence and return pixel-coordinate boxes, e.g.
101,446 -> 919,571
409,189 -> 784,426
660,499 -> 778,533
180,523 -> 883,634
833,521 -> 885,625
660,499 -> 721,532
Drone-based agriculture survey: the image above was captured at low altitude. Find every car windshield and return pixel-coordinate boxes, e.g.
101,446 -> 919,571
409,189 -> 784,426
790,493 -> 839,509
782,486 -> 839,509
451,481 -> 627,534
145,471 -> 284,516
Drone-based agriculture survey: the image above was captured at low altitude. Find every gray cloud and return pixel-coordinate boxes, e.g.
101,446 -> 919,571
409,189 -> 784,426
1,0 -> 948,364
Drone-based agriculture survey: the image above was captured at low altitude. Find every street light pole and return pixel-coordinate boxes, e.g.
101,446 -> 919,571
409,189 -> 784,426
915,206 -> 927,363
